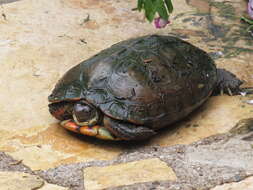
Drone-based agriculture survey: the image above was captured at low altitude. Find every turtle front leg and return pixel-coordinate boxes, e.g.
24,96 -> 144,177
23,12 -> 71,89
213,69 -> 243,96
60,120 -> 120,140
103,116 -> 156,141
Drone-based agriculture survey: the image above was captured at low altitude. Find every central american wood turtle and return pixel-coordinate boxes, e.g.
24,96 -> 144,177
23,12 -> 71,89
48,35 -> 242,140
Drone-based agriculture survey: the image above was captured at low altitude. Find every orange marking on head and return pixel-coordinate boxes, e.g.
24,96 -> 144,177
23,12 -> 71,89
80,126 -> 98,136
61,120 -> 80,133
53,108 -> 66,120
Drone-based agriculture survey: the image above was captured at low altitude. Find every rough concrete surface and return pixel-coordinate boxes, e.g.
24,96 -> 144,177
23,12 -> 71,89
0,0 -> 253,189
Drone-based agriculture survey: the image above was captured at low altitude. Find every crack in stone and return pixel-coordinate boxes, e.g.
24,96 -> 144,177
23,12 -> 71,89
0,153 -> 65,190
31,180 -> 45,190
0,152 -> 34,174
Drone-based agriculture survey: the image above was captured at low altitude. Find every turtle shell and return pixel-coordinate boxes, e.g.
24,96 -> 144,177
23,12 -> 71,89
48,35 -> 217,129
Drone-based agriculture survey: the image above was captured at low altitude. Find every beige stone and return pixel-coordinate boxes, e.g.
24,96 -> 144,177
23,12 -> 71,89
151,95 -> 253,146
211,176 -> 253,190
187,0 -> 210,13
0,0 -> 156,170
0,0 -> 253,171
0,0 -> 193,171
41,182 -> 68,190
0,171 -> 68,190
83,158 -> 177,190
0,171 -> 44,190
4,125 -> 121,170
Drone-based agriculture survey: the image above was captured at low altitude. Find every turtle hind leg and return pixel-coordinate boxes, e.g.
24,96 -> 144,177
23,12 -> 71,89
103,117 -> 156,141
213,68 -> 243,96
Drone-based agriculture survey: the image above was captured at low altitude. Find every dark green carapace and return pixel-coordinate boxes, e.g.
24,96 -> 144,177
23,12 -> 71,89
48,35 -> 242,141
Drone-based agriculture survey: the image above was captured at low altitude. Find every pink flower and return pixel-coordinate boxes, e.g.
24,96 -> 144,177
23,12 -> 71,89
248,0 -> 253,19
154,17 -> 170,29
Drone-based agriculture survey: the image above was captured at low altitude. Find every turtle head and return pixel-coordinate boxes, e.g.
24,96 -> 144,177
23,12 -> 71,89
49,100 -> 99,126
72,101 -> 99,126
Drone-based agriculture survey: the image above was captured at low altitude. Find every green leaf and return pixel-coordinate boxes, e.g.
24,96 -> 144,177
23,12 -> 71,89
144,0 -> 156,22
241,16 -> 253,25
137,0 -> 144,11
165,0 -> 173,13
156,0 -> 168,20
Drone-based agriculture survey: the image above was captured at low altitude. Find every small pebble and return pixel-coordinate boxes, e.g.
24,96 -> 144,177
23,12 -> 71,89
217,51 -> 223,56
240,92 -> 247,96
244,100 -> 253,105
33,71 -> 41,77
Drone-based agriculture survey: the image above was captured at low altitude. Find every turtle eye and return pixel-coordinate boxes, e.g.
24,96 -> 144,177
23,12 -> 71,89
73,103 -> 96,123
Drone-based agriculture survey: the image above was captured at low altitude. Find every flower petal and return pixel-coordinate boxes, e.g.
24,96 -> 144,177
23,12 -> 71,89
154,17 -> 170,29
248,0 -> 253,19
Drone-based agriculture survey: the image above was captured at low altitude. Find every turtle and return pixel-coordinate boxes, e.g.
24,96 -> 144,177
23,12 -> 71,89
48,35 -> 243,141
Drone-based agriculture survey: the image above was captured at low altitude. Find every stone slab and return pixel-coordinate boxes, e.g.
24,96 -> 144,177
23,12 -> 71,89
0,171 -> 43,190
151,95 -> 253,146
0,171 -> 68,190
83,158 -> 177,190
211,176 -> 253,190
0,0 -> 252,172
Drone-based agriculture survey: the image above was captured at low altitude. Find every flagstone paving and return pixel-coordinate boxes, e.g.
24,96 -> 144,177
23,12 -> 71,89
0,171 -> 67,190
211,176 -> 253,190
0,0 -> 253,189
83,158 -> 177,190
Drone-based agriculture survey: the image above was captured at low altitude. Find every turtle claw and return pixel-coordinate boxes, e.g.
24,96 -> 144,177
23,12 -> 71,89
220,89 -> 224,96
227,87 -> 233,96
60,120 -> 120,140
